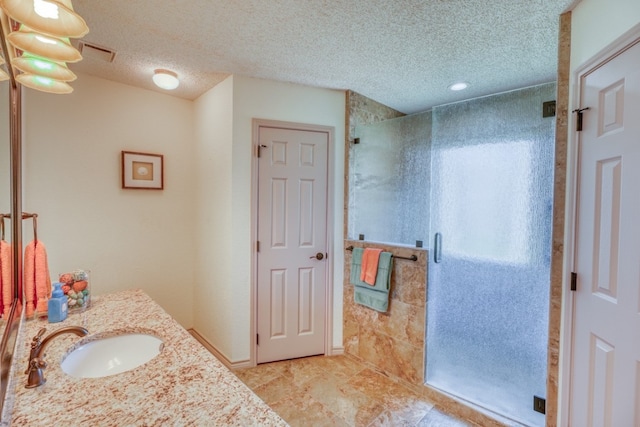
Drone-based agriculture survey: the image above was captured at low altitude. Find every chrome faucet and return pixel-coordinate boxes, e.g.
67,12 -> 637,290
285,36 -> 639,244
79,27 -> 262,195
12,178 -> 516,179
25,326 -> 89,388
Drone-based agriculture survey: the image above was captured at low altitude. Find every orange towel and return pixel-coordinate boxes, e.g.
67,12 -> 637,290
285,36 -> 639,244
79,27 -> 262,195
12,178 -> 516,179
360,248 -> 383,285
24,240 -> 52,318
0,240 -> 11,318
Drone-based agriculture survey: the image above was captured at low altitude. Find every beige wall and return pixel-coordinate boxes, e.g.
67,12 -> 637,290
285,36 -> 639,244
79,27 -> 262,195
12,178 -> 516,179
22,73 -> 346,364
192,75 -> 346,363
22,74 -> 197,327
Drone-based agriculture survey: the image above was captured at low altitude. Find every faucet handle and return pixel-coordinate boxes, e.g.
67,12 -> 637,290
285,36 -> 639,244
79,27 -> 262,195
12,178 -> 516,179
32,328 -> 46,346
25,328 -> 47,374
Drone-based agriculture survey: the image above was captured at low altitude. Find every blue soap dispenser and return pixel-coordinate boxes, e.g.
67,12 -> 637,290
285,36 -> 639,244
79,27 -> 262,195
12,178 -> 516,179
48,282 -> 68,323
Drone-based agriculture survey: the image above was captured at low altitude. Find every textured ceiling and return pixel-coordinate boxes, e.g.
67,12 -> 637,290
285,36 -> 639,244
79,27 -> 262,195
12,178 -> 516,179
69,0 -> 575,114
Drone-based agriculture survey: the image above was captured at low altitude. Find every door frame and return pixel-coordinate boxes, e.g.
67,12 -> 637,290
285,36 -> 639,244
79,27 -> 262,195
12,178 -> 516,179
249,118 -> 336,367
560,23 -> 640,426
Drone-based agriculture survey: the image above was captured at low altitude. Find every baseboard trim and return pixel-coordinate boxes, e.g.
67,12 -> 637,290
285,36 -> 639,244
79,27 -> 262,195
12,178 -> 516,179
330,346 -> 345,356
187,328 -> 252,370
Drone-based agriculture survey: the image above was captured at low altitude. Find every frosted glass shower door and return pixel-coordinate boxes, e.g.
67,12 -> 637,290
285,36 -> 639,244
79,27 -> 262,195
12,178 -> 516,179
426,84 -> 555,427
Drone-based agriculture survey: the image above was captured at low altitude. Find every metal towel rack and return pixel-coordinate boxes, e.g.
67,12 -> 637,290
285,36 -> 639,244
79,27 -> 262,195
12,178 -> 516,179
22,212 -> 38,242
345,245 -> 418,261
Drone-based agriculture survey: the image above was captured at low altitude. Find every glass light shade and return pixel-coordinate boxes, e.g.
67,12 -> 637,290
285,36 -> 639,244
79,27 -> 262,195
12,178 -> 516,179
0,0 -> 89,38
16,72 -> 73,93
152,69 -> 179,90
0,68 -> 9,81
12,54 -> 76,81
7,29 -> 82,62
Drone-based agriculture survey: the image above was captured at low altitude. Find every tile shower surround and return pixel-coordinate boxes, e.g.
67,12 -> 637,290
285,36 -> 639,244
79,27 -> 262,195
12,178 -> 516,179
343,240 -> 427,386
343,83 -> 569,425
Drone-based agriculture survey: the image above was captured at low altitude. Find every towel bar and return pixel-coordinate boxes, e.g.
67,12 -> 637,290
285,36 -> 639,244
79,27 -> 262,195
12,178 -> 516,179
345,245 -> 417,261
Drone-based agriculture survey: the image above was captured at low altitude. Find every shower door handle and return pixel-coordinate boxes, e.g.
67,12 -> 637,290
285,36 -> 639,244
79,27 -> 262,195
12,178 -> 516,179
434,233 -> 442,263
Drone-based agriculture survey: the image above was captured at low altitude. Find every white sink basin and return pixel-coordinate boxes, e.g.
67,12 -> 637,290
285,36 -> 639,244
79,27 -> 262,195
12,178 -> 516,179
61,333 -> 164,378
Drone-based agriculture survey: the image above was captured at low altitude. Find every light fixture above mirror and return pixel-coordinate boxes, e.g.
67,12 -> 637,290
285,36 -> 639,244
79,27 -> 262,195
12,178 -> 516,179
0,0 -> 88,38
0,0 -> 88,94
7,29 -> 82,62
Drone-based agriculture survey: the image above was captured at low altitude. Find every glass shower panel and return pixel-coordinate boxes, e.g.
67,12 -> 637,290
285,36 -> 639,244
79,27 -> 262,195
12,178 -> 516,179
349,111 -> 431,245
426,83 -> 556,427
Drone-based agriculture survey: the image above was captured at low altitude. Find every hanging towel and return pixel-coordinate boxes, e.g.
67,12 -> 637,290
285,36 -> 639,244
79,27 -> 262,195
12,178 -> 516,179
24,240 -> 51,317
360,248 -> 383,285
0,240 -> 11,318
350,247 -> 393,312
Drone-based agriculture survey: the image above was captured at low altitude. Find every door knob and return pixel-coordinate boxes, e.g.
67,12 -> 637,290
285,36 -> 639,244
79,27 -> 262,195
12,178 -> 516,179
310,252 -> 324,260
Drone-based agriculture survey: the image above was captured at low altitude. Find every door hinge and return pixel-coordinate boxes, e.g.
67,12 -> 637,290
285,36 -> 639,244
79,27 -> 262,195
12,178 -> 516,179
256,241 -> 260,252
257,145 -> 261,158
533,396 -> 546,414
256,334 -> 259,345
542,100 -> 556,118
572,107 -> 590,131
570,272 -> 577,291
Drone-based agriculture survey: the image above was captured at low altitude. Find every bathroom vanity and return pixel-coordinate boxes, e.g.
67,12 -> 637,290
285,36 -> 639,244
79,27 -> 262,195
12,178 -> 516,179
3,289 -> 287,426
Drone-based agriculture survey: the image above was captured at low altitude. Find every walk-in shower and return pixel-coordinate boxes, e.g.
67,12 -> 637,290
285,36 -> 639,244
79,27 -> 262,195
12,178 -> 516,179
350,83 -> 556,426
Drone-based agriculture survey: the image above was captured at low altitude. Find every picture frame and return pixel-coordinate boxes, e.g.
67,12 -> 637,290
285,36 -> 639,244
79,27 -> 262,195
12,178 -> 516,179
121,151 -> 164,190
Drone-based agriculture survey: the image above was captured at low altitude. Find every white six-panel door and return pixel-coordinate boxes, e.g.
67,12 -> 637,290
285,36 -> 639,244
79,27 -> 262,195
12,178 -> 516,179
570,39 -> 640,426
256,125 -> 328,364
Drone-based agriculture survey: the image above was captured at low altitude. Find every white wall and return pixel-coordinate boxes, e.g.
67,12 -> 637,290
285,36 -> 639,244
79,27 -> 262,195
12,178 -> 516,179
192,75 -> 235,358
193,75 -> 345,363
559,1 -> 640,424
570,0 -> 640,71
22,74 -> 196,327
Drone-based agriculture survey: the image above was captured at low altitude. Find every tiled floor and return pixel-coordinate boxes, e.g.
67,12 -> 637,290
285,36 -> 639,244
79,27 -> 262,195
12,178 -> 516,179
234,355 -> 474,427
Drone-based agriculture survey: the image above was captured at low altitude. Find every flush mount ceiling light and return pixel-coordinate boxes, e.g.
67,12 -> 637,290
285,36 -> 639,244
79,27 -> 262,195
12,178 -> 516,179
16,72 -> 73,93
152,69 -> 179,90
0,0 -> 89,38
12,54 -> 76,81
7,29 -> 82,62
448,82 -> 469,91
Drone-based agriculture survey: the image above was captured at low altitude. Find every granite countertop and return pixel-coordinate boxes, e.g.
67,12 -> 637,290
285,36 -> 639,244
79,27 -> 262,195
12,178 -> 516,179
6,289 -> 287,426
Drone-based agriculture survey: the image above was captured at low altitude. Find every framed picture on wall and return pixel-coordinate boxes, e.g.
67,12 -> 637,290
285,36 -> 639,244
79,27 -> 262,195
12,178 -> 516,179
121,151 -> 164,190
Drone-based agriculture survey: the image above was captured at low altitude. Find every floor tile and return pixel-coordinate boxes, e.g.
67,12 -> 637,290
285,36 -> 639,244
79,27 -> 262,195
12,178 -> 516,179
233,355 -> 471,427
268,391 -> 350,427
417,407 -> 474,426
252,375 -> 296,405
235,361 -> 285,388
302,374 -> 384,426
348,368 -> 434,423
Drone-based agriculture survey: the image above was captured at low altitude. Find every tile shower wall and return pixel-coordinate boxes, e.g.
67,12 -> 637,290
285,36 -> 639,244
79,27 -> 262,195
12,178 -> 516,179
343,240 -> 427,386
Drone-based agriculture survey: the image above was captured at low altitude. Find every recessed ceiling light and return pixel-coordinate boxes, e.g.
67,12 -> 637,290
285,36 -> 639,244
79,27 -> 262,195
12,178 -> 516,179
152,69 -> 179,90
448,82 -> 469,91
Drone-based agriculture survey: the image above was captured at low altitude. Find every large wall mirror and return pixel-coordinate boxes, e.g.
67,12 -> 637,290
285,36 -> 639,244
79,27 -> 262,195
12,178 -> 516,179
0,20 -> 22,417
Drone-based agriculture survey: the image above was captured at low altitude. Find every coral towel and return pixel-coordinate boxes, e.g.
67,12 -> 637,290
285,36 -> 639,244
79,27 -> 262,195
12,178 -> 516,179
360,248 -> 383,285
0,240 -> 11,318
24,240 -> 51,317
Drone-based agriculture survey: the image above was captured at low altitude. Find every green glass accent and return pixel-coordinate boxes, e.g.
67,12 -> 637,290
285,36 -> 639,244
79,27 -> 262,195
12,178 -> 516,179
34,76 -> 54,86
31,58 -> 55,71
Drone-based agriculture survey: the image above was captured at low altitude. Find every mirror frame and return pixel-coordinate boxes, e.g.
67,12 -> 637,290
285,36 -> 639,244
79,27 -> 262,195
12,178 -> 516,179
0,12 -> 22,418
